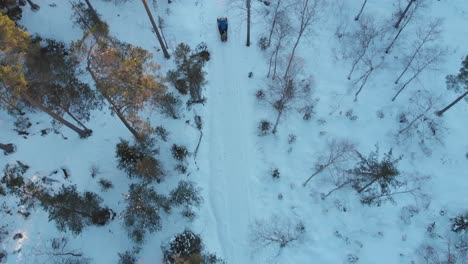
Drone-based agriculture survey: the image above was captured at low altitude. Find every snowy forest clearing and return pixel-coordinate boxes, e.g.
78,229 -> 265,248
0,0 -> 467,263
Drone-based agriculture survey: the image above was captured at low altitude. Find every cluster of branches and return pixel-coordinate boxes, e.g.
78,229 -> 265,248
395,90 -> 446,156
302,139 -> 429,205
251,215 -> 306,257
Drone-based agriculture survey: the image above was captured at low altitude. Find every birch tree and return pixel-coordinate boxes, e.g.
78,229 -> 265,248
284,0 -> 323,79
395,19 -> 442,84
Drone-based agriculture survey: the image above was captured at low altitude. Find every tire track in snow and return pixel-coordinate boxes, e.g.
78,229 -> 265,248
202,2 -> 254,263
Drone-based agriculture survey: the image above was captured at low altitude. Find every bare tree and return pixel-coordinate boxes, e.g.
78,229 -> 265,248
284,0 -> 323,79
267,12 -> 291,79
267,62 -> 313,134
303,139 -> 356,187
396,91 -> 445,156
395,19 -> 442,84
354,0 -> 368,21
385,0 -> 425,54
342,15 -> 379,80
266,0 -> 284,45
251,216 -> 306,256
353,55 -> 385,101
391,46 -> 445,101
394,0 -> 416,28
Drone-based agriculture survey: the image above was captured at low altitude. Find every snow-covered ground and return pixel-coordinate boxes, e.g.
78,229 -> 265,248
1,0 -> 468,263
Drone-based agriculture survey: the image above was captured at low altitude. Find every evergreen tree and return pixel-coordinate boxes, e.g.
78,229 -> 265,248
74,35 -> 167,140
122,183 -> 168,243
350,146 -> 403,204
24,37 -> 102,134
0,15 -> 95,138
170,43 -> 208,104
115,138 -> 163,182
40,185 -> 112,235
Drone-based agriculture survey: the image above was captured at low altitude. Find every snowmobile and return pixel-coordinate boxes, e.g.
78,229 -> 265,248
217,17 -> 228,42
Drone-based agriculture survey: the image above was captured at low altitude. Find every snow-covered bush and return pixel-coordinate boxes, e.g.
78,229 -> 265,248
451,213 -> 468,233
258,120 -> 272,136
256,89 -> 266,100
271,168 -> 280,179
98,179 -> 113,191
162,229 -> 224,264
258,36 -> 269,50
171,144 -> 189,161
118,250 -> 137,264
116,138 -> 162,182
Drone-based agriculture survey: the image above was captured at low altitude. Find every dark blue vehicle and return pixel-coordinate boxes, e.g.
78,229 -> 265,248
217,17 -> 228,42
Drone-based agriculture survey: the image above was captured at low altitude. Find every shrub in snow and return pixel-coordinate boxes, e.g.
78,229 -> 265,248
0,143 -> 15,155
256,89 -> 266,100
155,126 -> 169,142
116,138 -> 162,182
98,179 -> 113,191
118,250 -> 138,264
376,110 -> 385,119
345,109 -> 358,121
171,144 -> 189,161
258,120 -> 272,136
451,213 -> 468,233
288,134 -> 296,144
90,163 -> 101,178
1,161 -> 28,192
175,164 -> 187,174
271,168 -> 280,179
162,229 -> 225,263
258,36 -> 269,50
300,104 -> 315,121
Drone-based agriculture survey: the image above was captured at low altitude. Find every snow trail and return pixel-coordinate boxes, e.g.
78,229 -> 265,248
202,2 -> 255,262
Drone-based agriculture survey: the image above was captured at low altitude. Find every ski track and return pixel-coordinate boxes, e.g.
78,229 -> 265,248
202,0 -> 254,262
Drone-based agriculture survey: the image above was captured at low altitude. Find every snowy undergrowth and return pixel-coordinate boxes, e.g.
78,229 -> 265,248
1,0 -> 467,263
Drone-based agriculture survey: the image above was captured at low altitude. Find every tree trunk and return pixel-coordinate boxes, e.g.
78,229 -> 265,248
141,0 -> 170,59
267,0 -> 282,44
0,143 -> 15,155
347,52 -> 366,80
394,0 -> 415,29
435,91 -> 468,116
357,177 -> 379,193
354,0 -> 368,21
246,0 -> 251,47
86,67 -> 143,141
21,93 -> 92,138
83,0 -> 98,18
354,66 -> 373,101
272,109 -> 283,134
66,110 -> 91,131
